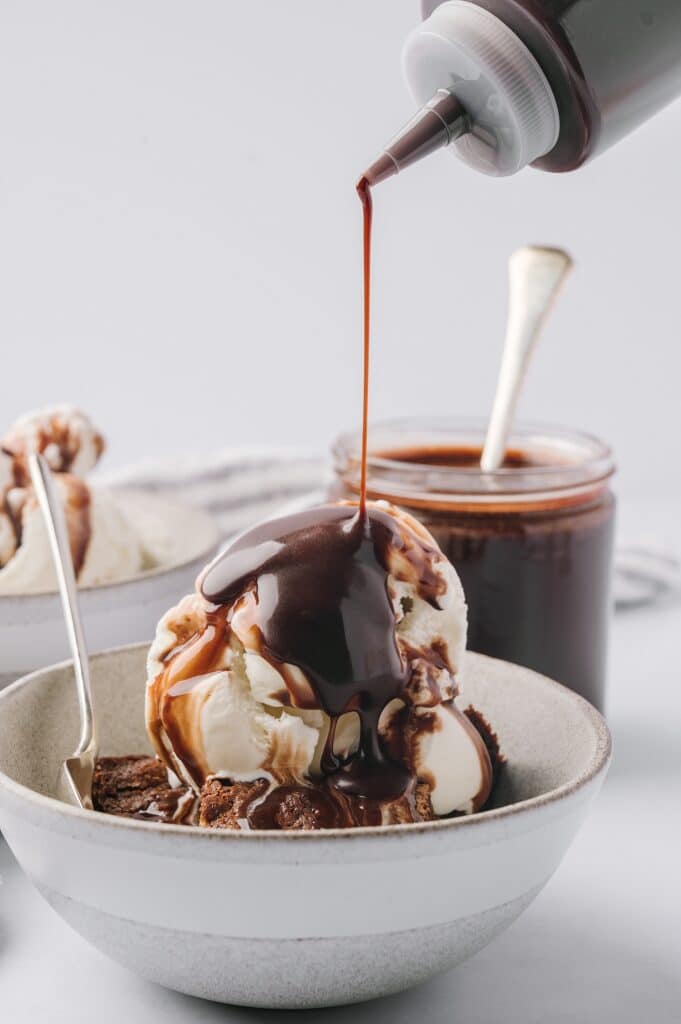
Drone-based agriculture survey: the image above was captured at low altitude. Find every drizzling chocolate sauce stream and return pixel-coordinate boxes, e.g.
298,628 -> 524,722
356,175 -> 372,518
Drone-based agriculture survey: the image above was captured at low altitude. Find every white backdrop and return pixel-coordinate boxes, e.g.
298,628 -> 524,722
1,1 -> 679,497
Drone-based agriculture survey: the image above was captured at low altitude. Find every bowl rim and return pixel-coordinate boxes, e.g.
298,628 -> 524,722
0,490 -> 221,604
0,643 -> 612,844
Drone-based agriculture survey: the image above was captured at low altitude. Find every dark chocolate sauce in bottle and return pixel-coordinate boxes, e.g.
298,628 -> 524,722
420,0 -> 681,172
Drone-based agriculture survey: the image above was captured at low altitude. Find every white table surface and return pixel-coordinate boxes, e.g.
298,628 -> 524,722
1,505 -> 680,1023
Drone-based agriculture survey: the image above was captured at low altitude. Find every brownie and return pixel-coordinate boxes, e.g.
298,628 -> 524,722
263,785 -> 328,831
94,713 -> 498,831
198,776 -> 437,831
199,777 -> 269,829
92,755 -> 195,823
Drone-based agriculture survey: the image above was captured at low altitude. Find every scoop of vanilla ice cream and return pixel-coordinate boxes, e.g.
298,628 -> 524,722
147,502 -> 492,816
79,487 -> 148,586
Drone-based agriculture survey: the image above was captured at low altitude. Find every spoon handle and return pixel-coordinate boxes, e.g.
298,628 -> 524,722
480,246 -> 573,473
28,453 -> 96,758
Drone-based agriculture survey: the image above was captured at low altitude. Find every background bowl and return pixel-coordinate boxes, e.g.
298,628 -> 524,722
0,492 -> 219,689
0,644 -> 610,1009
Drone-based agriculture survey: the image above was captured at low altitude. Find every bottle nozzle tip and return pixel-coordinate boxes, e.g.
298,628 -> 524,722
360,91 -> 470,189
362,152 -> 399,187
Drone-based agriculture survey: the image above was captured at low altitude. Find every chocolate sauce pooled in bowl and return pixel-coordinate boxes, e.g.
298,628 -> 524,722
200,503 -> 443,804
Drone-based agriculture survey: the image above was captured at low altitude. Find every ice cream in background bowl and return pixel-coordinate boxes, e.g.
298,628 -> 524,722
0,404 -> 220,687
0,405 -> 148,594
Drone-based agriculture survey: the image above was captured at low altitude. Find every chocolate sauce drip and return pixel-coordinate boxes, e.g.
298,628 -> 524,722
2,497 -> 23,556
1,446 -> 25,556
201,503 -> 443,801
62,476 -> 92,577
356,176 -> 372,517
149,608 -> 231,788
0,448 -> 93,575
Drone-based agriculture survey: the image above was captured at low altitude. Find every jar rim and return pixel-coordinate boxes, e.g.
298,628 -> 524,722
332,417 -> 615,508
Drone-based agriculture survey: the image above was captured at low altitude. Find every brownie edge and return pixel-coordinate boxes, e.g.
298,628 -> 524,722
92,755 -> 195,823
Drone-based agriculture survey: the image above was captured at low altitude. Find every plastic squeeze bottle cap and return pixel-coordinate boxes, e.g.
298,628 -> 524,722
363,1 -> 560,182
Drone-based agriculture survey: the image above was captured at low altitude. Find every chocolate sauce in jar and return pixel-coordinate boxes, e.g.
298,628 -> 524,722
434,471 -> 614,709
331,422 -> 616,712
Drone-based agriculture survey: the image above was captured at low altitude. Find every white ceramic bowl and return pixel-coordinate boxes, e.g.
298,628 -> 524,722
0,644 -> 610,1009
0,492 -> 219,689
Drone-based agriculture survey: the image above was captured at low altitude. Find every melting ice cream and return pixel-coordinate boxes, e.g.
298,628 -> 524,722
145,501 -> 495,829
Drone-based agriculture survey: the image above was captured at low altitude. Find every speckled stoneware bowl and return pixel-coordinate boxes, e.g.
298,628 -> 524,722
0,492 -> 219,689
0,644 -> 611,1009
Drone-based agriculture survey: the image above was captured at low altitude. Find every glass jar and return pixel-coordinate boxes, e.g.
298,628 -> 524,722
331,418 -> 616,711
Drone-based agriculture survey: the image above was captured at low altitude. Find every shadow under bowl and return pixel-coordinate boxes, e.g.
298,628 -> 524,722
0,645 -> 610,1009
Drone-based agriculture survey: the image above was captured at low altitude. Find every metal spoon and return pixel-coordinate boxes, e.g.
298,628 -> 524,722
28,453 -> 98,809
480,245 -> 573,473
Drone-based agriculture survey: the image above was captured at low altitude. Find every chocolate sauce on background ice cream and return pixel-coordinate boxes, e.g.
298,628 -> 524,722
0,405 -> 150,594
